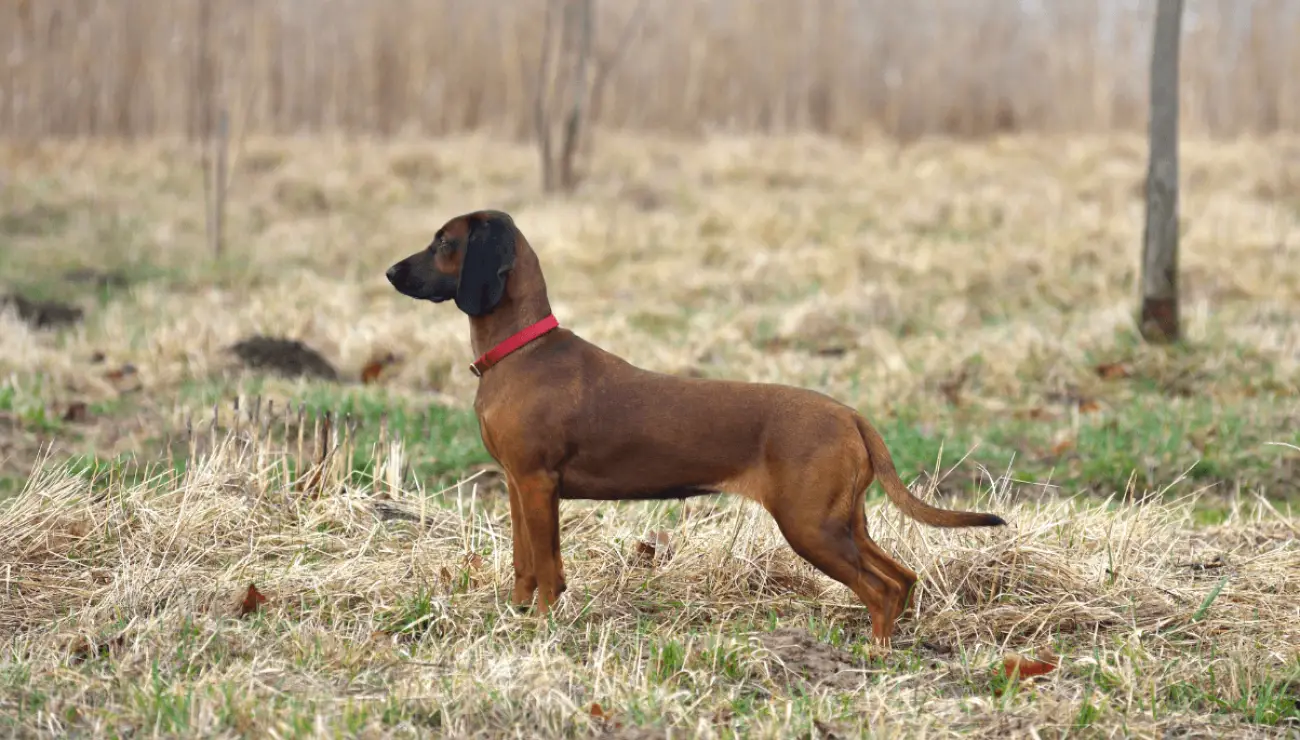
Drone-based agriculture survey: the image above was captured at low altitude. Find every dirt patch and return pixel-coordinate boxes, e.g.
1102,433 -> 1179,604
757,628 -> 865,690
226,336 -> 340,381
63,268 -> 131,290
0,413 -> 54,482
594,726 -> 668,740
0,293 -> 83,329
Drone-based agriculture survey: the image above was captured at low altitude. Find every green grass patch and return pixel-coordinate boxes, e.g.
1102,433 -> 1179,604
876,392 -> 1299,504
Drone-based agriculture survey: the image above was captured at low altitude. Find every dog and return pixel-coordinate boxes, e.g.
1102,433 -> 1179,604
386,209 -> 1006,644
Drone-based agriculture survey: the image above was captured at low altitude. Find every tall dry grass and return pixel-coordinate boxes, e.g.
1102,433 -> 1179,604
1,0 -> 1298,141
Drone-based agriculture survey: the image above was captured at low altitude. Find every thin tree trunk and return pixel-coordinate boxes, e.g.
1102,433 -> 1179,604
1140,0 -> 1184,343
558,0 -> 593,191
533,0 -> 562,193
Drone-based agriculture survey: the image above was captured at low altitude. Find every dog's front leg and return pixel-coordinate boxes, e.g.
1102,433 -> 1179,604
505,473 -> 538,607
514,469 -> 565,614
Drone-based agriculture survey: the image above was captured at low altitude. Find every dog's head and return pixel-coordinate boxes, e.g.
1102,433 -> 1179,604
385,210 -> 518,317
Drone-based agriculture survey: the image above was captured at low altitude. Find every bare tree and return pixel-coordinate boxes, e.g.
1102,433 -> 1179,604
533,0 -> 647,194
1140,0 -> 1184,343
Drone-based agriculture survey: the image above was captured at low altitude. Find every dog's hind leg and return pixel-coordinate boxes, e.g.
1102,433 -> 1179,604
848,477 -> 919,639
766,473 -> 912,645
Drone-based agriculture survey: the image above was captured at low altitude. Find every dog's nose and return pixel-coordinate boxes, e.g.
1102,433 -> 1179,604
385,264 -> 403,285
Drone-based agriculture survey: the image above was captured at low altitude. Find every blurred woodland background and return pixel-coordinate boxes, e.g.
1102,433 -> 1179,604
1,0 -> 1297,141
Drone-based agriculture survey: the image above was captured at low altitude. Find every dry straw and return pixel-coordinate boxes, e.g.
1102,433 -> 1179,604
1,417 -> 1296,736
1,0 -> 1298,140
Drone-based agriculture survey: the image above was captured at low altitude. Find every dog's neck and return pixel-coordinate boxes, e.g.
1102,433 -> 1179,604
469,253 -> 554,359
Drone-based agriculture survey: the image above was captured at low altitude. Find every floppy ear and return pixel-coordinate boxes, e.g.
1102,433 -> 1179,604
455,214 -> 517,316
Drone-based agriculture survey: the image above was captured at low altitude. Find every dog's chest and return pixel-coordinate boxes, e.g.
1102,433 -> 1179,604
473,394 -> 559,469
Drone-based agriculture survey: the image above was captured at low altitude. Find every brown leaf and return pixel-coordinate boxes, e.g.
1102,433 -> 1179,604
62,401 -> 90,423
588,702 -> 622,729
633,530 -> 674,566
104,363 -> 138,381
812,720 -> 848,740
239,583 -> 268,618
104,363 -> 142,393
938,367 -> 969,407
1095,362 -> 1131,380
360,361 -> 385,385
756,336 -> 792,353
360,352 -> 399,385
1015,406 -> 1053,421
1050,437 -> 1075,456
1001,651 -> 1058,680
1077,399 -> 1101,414
69,633 -> 126,664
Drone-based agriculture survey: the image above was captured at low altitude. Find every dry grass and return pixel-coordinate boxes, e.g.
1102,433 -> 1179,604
2,431 -> 1298,738
2,1 -> 1299,140
1,130 -> 1299,736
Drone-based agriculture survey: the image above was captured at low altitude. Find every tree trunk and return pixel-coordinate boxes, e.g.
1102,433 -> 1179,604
558,0 -> 593,191
1140,0 -> 1184,343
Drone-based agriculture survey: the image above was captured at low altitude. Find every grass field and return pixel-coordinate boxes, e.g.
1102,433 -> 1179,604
2,131 -> 1299,738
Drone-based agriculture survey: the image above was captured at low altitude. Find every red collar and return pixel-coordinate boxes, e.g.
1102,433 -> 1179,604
469,314 -> 560,377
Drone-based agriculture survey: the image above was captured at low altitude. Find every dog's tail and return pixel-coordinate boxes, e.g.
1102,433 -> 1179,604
855,414 -> 1007,528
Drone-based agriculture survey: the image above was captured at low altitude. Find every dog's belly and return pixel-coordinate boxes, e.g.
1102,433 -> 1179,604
553,431 -> 759,502
557,476 -> 721,501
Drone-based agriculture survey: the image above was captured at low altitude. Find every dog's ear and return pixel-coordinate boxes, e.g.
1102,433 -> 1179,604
455,212 -> 517,317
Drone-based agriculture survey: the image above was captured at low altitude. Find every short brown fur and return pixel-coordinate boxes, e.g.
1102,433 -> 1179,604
386,209 -> 1007,645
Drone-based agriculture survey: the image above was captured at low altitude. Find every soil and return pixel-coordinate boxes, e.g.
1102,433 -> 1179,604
1,293 -> 83,329
226,335 -> 340,381
758,627 -> 865,690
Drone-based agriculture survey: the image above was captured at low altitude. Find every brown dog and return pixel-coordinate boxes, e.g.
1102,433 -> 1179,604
386,209 -> 1006,644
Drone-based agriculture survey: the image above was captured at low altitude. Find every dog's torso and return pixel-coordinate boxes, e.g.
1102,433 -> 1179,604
473,328 -> 861,502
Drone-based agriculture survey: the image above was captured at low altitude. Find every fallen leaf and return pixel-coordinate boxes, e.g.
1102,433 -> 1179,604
239,583 -> 268,618
62,401 -> 90,423
812,720 -> 848,740
360,361 -> 385,385
104,363 -> 138,381
1050,437 -> 1075,456
1077,399 -> 1101,414
360,352 -> 399,385
633,530 -> 674,566
938,367 -> 969,407
1001,651 -> 1058,680
1015,406 -> 1053,421
69,633 -> 126,664
463,553 -> 485,571
587,702 -> 622,729
104,363 -> 142,393
1095,362 -> 1131,380
756,336 -> 792,353
1179,554 -> 1226,571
